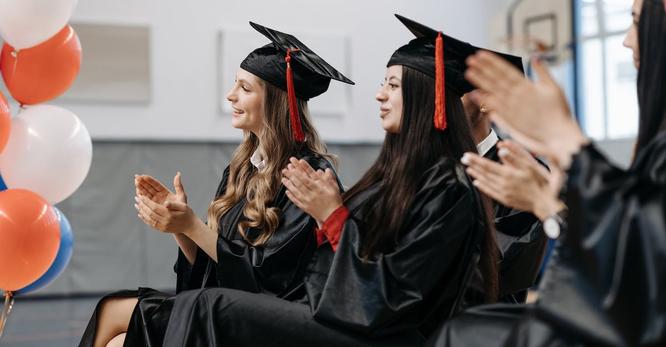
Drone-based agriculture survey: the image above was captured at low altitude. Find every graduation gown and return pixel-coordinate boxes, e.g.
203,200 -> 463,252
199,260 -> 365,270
427,132 -> 666,347
174,154 -> 340,298
78,151 -> 337,347
158,158 -> 487,346
484,144 -> 547,303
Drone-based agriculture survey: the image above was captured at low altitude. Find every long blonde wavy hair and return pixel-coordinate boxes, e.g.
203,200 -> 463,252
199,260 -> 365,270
207,80 -> 334,246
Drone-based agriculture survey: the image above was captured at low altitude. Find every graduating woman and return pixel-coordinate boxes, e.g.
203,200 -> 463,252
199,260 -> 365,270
428,0 -> 666,345
148,15 -> 502,347
78,21 -> 354,347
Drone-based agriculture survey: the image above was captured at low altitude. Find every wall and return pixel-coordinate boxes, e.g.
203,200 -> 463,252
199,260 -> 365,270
46,0 -> 500,143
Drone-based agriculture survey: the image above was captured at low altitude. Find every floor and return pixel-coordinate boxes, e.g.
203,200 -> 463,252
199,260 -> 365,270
1,296 -> 99,347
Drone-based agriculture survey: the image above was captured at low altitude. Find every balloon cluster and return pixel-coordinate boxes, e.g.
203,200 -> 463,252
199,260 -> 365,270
0,0 -> 89,337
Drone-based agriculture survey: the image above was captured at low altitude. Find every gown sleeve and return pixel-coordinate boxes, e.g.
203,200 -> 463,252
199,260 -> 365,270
305,161 -> 481,337
494,208 -> 546,301
485,145 -> 547,301
424,137 -> 666,347
533,137 -> 666,346
214,155 -> 341,298
315,205 -> 350,251
173,166 -> 230,293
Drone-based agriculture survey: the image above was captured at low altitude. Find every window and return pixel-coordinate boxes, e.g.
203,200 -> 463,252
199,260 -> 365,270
575,0 -> 637,140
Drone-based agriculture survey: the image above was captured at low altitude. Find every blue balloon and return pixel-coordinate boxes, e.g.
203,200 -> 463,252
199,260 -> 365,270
0,174 -> 6,191
16,208 -> 74,295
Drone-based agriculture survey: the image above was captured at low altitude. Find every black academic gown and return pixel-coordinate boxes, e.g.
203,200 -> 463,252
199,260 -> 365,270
484,144 -> 547,303
157,158 -> 487,347
78,151 -> 337,347
427,132 -> 666,347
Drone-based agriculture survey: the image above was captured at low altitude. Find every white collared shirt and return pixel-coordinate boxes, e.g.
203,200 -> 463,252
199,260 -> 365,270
476,129 -> 499,157
250,149 -> 266,171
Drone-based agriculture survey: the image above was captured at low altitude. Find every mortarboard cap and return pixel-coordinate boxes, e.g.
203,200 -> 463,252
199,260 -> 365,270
241,22 -> 354,142
388,14 -> 524,130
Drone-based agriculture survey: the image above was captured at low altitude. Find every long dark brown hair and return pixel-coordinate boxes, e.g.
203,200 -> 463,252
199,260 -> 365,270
635,0 -> 666,154
344,66 -> 499,302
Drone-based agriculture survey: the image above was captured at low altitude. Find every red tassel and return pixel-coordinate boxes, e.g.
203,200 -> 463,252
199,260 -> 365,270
285,49 -> 305,142
434,32 -> 447,131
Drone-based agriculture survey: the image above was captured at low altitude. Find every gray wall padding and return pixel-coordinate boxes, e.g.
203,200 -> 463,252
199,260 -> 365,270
34,141 -> 380,296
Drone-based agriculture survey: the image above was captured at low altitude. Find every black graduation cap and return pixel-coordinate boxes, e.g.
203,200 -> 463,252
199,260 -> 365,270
241,21 -> 354,142
388,14 -> 524,130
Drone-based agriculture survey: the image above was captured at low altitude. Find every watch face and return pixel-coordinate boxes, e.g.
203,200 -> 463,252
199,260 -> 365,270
543,218 -> 561,239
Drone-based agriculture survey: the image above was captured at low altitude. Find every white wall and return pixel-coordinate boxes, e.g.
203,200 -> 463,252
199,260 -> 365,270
51,0 -> 497,143
488,0 -> 572,58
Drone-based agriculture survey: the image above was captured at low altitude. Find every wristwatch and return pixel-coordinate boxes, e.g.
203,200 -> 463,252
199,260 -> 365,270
543,212 -> 564,239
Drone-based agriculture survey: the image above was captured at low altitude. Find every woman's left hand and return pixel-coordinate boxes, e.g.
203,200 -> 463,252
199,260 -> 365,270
462,140 -> 565,221
282,157 -> 342,225
465,52 -> 588,168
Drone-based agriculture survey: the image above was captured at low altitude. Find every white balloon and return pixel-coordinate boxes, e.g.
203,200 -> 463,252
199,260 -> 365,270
0,105 -> 92,204
0,0 -> 78,50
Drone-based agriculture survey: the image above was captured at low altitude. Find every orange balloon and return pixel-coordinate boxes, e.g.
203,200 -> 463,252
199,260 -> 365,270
0,91 -> 9,153
1,25 -> 82,105
0,189 -> 60,291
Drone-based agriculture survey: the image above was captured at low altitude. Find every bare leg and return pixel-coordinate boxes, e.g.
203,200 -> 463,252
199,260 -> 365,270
106,333 -> 126,347
93,298 -> 137,347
